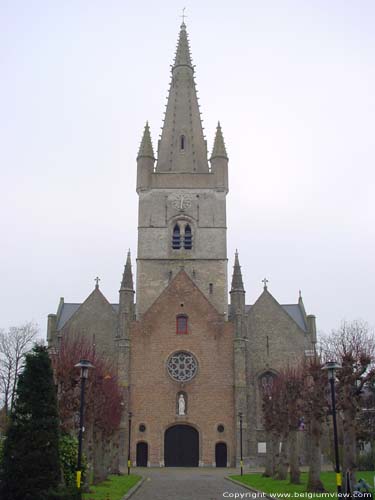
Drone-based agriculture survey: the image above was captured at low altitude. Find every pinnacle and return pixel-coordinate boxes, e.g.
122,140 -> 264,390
231,250 -> 245,292
121,250 -> 134,290
137,122 -> 155,160
211,122 -> 228,160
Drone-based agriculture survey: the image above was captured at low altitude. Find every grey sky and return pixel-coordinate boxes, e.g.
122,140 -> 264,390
1,1 -> 374,337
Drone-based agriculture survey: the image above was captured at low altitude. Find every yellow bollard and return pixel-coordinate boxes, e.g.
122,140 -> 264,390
76,470 -> 82,489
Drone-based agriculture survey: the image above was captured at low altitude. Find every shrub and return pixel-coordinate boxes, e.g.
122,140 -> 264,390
1,345 -> 60,500
60,434 -> 82,489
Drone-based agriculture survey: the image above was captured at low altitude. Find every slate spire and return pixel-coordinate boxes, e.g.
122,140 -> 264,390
231,250 -> 245,292
121,250 -> 134,290
211,122 -> 228,160
156,21 -> 208,173
137,122 -> 155,160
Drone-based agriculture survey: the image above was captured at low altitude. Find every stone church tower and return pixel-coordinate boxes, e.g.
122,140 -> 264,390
47,21 -> 317,469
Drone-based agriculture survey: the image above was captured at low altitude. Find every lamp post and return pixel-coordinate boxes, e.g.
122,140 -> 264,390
75,359 -> 94,497
322,361 -> 342,497
127,411 -> 132,475
239,411 -> 243,476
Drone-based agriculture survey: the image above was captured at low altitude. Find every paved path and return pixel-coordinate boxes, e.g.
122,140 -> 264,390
131,467 -> 252,500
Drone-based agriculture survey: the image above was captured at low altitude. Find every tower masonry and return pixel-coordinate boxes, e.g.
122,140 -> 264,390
136,22 -> 229,318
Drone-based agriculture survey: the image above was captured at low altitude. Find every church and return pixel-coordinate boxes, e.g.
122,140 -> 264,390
47,20 -> 317,469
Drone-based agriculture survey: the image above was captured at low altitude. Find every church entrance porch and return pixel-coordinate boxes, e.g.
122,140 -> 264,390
164,425 -> 199,467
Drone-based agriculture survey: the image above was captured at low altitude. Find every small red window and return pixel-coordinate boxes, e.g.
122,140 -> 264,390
176,315 -> 188,334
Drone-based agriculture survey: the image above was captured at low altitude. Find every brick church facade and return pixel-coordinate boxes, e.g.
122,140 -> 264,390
47,21 -> 317,469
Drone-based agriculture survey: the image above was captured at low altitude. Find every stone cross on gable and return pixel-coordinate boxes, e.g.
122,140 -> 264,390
95,276 -> 101,289
262,277 -> 269,289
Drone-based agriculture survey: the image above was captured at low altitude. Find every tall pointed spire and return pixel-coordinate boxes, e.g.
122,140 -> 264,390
211,122 -> 228,160
231,250 -> 245,291
156,22 -> 208,173
137,122 -> 155,160
121,250 -> 134,290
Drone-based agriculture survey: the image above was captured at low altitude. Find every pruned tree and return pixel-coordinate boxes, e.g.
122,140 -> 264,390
0,322 -> 38,415
357,381 -> 375,449
51,335 -> 122,483
262,373 -> 282,477
322,320 -> 375,491
262,367 -> 304,483
302,357 -> 327,492
262,373 -> 289,480
283,367 -> 304,484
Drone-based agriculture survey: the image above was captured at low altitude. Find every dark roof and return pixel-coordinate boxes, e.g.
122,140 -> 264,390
244,304 -> 307,332
57,303 -> 119,331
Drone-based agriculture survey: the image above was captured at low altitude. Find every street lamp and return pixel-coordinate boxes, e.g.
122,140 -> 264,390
238,412 -> 243,476
75,359 -> 94,496
127,411 -> 132,475
322,360 -> 342,496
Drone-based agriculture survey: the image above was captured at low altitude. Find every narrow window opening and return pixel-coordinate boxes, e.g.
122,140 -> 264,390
176,315 -> 188,334
209,283 -> 213,294
184,224 -> 192,250
172,224 -> 181,249
180,135 -> 185,151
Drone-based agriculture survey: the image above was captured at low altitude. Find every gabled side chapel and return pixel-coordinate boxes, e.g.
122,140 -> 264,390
47,21 -> 317,469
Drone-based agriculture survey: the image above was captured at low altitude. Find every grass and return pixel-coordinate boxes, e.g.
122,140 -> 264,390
230,471 -> 375,498
83,474 -> 142,500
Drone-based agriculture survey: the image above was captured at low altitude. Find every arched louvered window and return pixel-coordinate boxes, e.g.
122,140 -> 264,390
180,135 -> 185,151
172,224 -> 181,249
184,224 -> 192,249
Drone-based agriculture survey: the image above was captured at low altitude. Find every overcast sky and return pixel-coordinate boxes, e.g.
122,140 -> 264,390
1,0 -> 374,338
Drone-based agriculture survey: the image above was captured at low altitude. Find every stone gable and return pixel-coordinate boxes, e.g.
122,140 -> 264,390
60,288 -> 118,355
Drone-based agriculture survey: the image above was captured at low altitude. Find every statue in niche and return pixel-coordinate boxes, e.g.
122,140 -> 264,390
178,394 -> 186,415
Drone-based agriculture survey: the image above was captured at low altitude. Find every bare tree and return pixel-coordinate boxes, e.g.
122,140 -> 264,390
0,322 -> 38,414
302,357 -> 327,492
322,320 -> 375,491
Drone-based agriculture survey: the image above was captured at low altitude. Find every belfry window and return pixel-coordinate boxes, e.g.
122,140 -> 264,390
176,314 -> 188,334
180,135 -> 185,151
184,224 -> 192,249
172,224 -> 181,249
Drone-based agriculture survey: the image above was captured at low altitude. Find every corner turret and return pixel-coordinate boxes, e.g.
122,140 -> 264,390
230,250 -> 246,320
136,122 -> 155,192
210,122 -> 228,192
119,250 -> 135,336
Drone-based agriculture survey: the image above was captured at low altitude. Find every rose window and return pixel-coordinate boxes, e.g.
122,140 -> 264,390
167,351 -> 198,382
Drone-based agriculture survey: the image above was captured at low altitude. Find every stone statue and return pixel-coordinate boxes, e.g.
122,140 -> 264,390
178,394 -> 185,415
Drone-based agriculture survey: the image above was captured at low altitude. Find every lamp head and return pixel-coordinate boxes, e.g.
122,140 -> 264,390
75,359 -> 95,379
322,360 -> 341,380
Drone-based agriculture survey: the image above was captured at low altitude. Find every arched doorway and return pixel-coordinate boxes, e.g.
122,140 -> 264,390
136,442 -> 148,467
164,425 -> 199,466
215,442 -> 227,467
